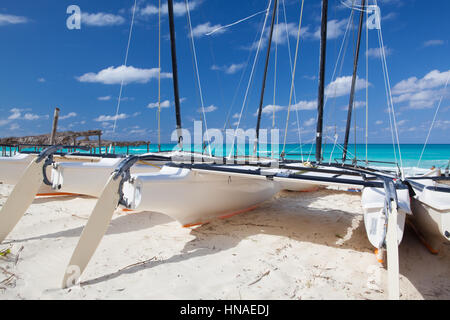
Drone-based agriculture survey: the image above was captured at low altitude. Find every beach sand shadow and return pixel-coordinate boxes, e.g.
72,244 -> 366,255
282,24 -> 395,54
80,189 -> 373,286
31,195 -> 95,205
79,189 -> 450,299
5,211 -> 173,244
397,224 -> 450,299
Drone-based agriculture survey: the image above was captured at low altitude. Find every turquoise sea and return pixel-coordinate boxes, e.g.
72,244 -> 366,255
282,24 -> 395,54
3,143 -> 449,172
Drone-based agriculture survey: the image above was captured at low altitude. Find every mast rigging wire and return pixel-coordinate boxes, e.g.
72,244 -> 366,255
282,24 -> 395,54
221,19 -> 264,132
185,0 -> 212,156
375,0 -> 403,174
206,9 -> 269,36
272,0 -> 279,131
110,0 -> 138,149
271,0 -> 279,158
227,0 -> 273,159
365,3 -> 369,165
157,0 -> 162,152
306,3 -> 355,162
281,0 -> 305,157
416,73 -> 450,169
281,0 -> 304,161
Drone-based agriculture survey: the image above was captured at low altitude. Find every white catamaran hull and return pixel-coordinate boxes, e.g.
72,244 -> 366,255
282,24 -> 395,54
122,165 -> 280,226
51,158 -> 165,197
409,179 -> 450,251
361,187 -> 411,249
0,153 -> 37,185
0,153 -> 108,194
50,151 -> 222,198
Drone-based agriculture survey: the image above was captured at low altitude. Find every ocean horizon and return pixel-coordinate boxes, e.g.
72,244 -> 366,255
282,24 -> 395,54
4,143 -> 449,172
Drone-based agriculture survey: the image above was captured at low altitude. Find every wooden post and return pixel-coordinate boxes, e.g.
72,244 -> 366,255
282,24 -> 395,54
127,145 -> 129,155
49,107 -> 60,145
72,137 -> 77,152
98,134 -> 102,155
147,143 -> 149,153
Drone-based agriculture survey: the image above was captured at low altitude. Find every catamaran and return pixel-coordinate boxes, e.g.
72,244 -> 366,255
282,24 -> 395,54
58,0 -> 413,302
0,0 -> 447,302
406,166 -> 450,252
0,0 -> 283,245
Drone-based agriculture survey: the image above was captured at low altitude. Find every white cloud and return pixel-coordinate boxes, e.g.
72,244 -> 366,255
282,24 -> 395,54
304,118 -> 316,127
198,105 -> 218,113
9,123 -> 19,130
98,96 -> 112,101
76,65 -> 171,85
191,22 -> 226,38
313,19 -> 347,40
259,104 -> 285,115
393,89 -> 448,109
23,113 -> 43,120
8,108 -> 21,120
101,122 -> 112,128
6,108 -> 46,121
292,100 -> 317,111
118,96 -> 134,102
382,12 -> 397,21
397,119 -> 407,126
366,46 -> 392,59
391,69 -> 450,109
94,113 -> 129,122
341,101 -> 365,110
423,40 -> 445,47
147,100 -> 171,109
211,63 -> 245,74
434,120 -> 450,130
253,101 -> 317,116
37,78 -> 46,83
375,120 -> 383,125
392,69 -> 450,95
139,0 -> 200,17
0,13 -> 28,26
272,22 -> 308,44
59,112 -> 77,120
0,119 -> 10,126
325,76 -> 369,98
248,23 -> 311,50
129,128 -> 148,135
303,75 -> 317,81
81,13 -> 125,27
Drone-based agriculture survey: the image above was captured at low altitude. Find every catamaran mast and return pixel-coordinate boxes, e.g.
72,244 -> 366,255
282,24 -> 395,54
315,0 -> 328,163
168,0 -> 183,149
254,0 -> 278,155
342,0 -> 366,162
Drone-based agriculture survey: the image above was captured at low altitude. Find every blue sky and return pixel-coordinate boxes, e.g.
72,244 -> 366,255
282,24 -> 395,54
0,0 -> 448,144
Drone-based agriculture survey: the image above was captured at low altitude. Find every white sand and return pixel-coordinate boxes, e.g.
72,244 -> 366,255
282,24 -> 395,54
0,183 -> 449,300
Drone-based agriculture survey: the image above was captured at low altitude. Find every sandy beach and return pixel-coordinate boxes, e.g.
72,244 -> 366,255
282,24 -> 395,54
0,183 -> 449,300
